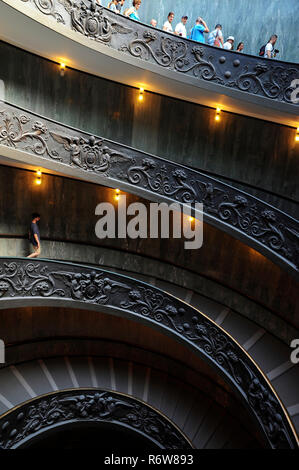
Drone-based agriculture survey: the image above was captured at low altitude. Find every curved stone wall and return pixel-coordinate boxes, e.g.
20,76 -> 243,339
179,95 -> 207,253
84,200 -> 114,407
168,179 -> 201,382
0,101 -> 298,277
0,167 -> 297,333
0,353 -> 263,448
2,0 -> 298,107
1,42 -> 298,206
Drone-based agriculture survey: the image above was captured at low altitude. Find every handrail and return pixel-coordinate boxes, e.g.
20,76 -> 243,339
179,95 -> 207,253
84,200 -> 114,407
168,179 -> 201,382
10,0 -> 299,105
0,388 -> 192,449
0,257 -> 297,448
0,100 -> 298,277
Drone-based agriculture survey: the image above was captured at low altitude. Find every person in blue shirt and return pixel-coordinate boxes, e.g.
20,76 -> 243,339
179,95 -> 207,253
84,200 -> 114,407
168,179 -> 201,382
124,0 -> 141,21
190,17 -> 209,43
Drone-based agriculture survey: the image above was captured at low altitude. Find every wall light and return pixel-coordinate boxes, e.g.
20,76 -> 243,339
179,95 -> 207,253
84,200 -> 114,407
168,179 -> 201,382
35,170 -> 42,185
215,107 -> 221,122
60,62 -> 66,77
115,188 -> 121,200
138,88 -> 144,102
295,127 -> 299,142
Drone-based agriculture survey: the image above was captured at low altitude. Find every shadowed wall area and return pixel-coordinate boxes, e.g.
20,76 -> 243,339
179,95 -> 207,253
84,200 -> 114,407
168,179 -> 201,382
135,0 -> 299,62
0,42 -> 298,214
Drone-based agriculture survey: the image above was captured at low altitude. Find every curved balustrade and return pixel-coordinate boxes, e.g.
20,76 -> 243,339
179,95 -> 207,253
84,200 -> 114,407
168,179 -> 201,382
0,388 -> 191,449
0,101 -> 298,276
0,257 -> 297,448
8,0 -> 299,106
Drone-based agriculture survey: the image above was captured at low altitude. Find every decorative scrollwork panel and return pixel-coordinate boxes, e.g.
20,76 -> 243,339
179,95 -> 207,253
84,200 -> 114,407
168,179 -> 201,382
0,388 -> 191,449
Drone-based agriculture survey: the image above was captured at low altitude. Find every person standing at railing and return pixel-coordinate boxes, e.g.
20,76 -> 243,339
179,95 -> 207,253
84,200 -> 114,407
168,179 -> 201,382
207,24 -> 224,48
27,213 -> 41,259
236,42 -> 244,52
174,15 -> 188,38
263,35 -> 278,58
108,0 -> 119,12
223,36 -> 235,50
116,0 -> 125,13
124,0 -> 141,21
150,19 -> 157,28
163,12 -> 175,33
190,17 -> 209,43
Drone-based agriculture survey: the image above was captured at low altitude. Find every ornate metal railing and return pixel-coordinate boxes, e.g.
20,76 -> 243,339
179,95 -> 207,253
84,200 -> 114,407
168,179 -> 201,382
0,388 -> 191,449
12,0 -> 299,105
0,258 -> 297,448
0,101 -> 298,276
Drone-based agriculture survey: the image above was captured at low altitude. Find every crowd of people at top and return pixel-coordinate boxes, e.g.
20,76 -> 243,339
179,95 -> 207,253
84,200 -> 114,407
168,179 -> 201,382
102,1 -> 279,59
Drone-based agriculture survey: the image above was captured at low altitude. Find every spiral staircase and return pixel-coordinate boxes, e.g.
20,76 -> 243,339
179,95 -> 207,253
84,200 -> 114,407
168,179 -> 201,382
0,1 -> 298,450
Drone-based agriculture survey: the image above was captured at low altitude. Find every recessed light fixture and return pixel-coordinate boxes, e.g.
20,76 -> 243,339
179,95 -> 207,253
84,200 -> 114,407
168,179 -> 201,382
35,170 -> 42,185
215,107 -> 221,122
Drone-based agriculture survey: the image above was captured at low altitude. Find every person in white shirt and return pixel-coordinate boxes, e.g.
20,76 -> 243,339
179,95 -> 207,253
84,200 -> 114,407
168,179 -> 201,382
207,24 -> 224,48
163,12 -> 174,33
264,35 -> 278,58
223,36 -> 234,50
174,16 -> 188,38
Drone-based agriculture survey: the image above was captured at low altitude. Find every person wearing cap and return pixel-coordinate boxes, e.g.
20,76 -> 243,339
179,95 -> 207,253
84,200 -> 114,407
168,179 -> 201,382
175,16 -> 188,38
190,17 -> 209,43
223,36 -> 235,50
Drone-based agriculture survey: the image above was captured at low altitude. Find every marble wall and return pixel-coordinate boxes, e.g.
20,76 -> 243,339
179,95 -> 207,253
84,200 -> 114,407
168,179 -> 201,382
113,0 -> 299,62
1,42 -> 298,210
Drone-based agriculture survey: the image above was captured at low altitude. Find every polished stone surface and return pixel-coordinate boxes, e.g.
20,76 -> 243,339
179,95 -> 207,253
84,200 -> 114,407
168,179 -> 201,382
0,42 -> 298,204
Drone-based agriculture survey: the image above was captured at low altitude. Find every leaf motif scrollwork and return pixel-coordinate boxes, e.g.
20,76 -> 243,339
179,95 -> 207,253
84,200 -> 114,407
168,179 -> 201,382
60,0 -> 132,43
50,132 -> 130,173
126,159 -> 197,203
21,0 -> 65,23
121,33 -> 189,71
0,389 -> 190,449
229,63 -> 299,102
0,110 -> 61,160
0,262 -> 65,297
